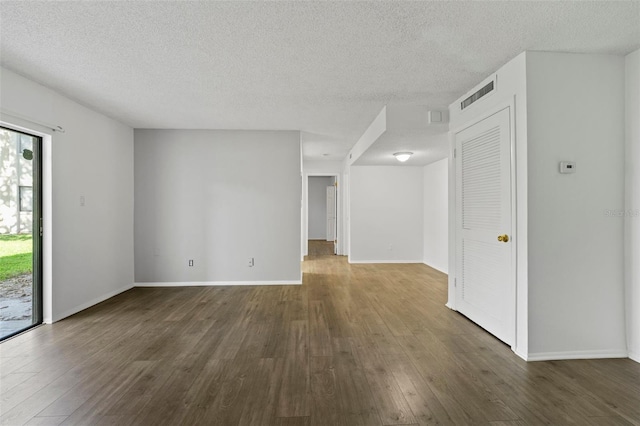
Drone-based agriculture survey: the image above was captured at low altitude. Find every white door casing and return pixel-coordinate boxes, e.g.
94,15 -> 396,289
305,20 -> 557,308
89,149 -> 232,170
455,107 -> 514,345
326,185 -> 336,243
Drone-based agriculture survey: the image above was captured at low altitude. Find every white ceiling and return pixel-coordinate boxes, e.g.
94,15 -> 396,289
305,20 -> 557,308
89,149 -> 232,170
354,125 -> 450,167
1,1 -> 638,163
354,104 -> 450,166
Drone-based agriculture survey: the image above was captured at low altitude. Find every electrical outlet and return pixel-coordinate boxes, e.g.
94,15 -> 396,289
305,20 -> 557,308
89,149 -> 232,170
188,259 -> 194,267
388,244 -> 393,251
559,161 -> 576,174
248,257 -> 254,267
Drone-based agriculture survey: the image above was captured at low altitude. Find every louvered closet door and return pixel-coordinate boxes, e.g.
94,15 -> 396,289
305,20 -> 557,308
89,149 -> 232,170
455,107 -> 513,345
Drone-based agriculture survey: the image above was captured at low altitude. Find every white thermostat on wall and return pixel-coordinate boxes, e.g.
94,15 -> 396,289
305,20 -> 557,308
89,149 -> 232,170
559,161 -> 576,174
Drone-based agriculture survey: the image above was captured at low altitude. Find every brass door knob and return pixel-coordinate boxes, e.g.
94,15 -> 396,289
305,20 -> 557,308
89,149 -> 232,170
498,234 -> 509,243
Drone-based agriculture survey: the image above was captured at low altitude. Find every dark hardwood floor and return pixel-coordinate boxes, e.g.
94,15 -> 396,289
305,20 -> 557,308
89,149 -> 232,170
1,245 -> 639,425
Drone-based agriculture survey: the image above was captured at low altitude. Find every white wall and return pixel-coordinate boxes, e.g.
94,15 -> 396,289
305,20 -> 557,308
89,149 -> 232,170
304,160 -> 343,175
423,159 -> 448,273
350,166 -> 423,262
134,129 -> 301,284
347,107 -> 386,165
625,48 -> 640,363
526,52 -> 627,359
0,67 -> 134,322
449,51 -> 629,360
308,176 -> 332,239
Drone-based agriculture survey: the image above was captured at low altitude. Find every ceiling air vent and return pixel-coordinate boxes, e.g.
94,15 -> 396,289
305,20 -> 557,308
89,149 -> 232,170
461,80 -> 495,110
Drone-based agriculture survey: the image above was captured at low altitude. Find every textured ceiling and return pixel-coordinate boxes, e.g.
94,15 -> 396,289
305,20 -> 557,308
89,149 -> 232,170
1,1 -> 638,162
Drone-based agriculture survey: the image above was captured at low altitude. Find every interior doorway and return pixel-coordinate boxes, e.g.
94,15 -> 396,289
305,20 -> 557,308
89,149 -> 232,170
0,126 -> 43,340
306,175 -> 338,257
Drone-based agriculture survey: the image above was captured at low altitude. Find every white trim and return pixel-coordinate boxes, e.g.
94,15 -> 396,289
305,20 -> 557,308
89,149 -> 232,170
42,134 -> 52,324
135,280 -> 302,287
629,351 -> 640,363
423,262 -> 447,274
526,349 -> 629,362
51,283 -> 134,323
348,259 -> 424,264
513,348 -> 529,361
508,96 -> 519,355
0,108 -> 65,133
343,167 -> 350,258
446,130 -> 456,310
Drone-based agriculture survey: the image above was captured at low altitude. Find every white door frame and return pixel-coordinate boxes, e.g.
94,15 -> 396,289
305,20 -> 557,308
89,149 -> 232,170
1,118 -> 53,325
303,173 -> 341,257
448,99 -> 518,351
325,184 -> 336,243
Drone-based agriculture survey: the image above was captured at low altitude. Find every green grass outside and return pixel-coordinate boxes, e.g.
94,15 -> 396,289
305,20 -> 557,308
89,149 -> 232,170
0,234 -> 32,281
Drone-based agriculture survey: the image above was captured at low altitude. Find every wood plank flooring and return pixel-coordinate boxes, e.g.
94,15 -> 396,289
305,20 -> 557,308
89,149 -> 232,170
1,244 -> 639,425
307,240 -> 334,256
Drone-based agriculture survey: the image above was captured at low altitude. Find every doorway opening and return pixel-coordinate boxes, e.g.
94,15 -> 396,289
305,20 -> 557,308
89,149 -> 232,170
306,175 -> 337,258
0,126 -> 43,340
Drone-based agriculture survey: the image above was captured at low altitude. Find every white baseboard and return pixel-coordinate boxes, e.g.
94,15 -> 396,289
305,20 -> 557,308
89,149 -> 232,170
51,283 -> 134,323
348,259 -> 424,264
423,262 -> 448,274
628,351 -> 640,363
135,280 -> 302,287
513,348 -> 529,361
526,349 -> 629,362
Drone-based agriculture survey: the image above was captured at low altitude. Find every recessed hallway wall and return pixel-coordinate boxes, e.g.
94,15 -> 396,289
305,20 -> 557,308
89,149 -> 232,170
308,176 -> 333,240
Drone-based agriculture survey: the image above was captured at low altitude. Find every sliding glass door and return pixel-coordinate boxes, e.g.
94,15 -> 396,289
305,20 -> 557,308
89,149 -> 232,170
0,126 -> 42,340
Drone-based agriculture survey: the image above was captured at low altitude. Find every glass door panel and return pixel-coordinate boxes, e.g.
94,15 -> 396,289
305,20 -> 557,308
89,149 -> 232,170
0,126 -> 42,340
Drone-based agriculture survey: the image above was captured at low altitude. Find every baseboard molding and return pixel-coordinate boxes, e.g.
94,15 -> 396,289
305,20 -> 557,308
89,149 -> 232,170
51,283 -> 134,323
135,280 -> 302,287
423,262 -> 448,274
526,349 -> 629,362
348,259 -> 424,264
513,348 -> 529,361
628,351 -> 640,363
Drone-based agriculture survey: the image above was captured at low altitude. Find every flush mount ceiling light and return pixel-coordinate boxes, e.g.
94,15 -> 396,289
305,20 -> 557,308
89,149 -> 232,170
393,152 -> 413,162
